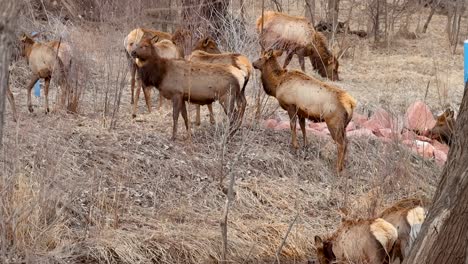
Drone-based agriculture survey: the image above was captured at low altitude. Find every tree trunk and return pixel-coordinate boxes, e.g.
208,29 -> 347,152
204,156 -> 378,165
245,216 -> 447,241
404,82 -> 468,264
327,0 -> 340,31
0,0 -> 20,146
304,0 -> 316,25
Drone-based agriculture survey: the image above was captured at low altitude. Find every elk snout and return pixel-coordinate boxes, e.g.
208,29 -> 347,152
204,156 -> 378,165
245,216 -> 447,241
131,50 -> 137,58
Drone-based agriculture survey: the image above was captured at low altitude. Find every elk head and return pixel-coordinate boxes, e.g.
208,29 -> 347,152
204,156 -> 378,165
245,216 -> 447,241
252,49 -> 283,70
19,32 -> 35,58
429,108 -> 455,145
193,37 -> 221,54
131,35 -> 158,62
313,236 -> 335,264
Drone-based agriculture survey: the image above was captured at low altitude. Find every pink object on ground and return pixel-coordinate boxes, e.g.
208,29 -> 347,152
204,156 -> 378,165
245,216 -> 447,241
404,140 -> 435,158
363,108 -> 397,132
434,149 -> 448,165
264,119 -> 278,129
346,121 -> 356,132
347,128 -> 376,138
432,140 -> 449,154
309,122 -> 328,131
401,129 -> 418,141
352,113 -> 368,127
404,101 -> 436,132
416,135 -> 432,142
376,128 -> 398,139
275,121 -> 290,130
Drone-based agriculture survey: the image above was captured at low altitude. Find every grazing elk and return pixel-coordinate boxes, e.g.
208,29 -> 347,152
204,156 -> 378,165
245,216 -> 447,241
256,11 -> 340,81
19,33 -> 71,113
253,50 -> 356,172
131,36 -> 246,139
312,218 -> 398,264
379,198 -> 427,263
429,108 -> 455,145
189,36 -> 251,126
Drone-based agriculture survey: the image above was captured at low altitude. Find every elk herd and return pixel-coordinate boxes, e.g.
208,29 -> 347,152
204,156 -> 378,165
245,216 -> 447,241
5,11 -> 448,263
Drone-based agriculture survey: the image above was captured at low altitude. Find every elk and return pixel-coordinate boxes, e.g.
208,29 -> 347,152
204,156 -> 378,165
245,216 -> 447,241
256,11 -> 340,81
313,218 -> 398,264
131,36 -> 246,139
253,50 -> 356,172
379,198 -> 427,263
19,33 -> 71,113
131,37 -> 184,118
189,37 -> 251,126
429,108 -> 455,145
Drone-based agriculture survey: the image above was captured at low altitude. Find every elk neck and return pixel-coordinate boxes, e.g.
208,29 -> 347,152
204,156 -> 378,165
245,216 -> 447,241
260,58 -> 286,98
138,47 -> 167,88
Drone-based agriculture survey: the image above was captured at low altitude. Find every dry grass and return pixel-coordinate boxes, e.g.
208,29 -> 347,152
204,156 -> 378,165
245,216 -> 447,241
1,1 -> 461,263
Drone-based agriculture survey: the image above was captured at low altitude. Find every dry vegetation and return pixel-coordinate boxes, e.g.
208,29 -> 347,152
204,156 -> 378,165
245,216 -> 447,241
1,0 -> 466,263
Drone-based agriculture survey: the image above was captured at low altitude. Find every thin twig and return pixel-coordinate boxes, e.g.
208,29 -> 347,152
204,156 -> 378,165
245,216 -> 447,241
274,213 -> 299,264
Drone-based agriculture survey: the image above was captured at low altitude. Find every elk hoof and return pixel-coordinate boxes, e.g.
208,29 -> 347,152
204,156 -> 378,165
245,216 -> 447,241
195,122 -> 201,126
28,106 -> 34,113
132,114 -> 137,119
210,120 -> 216,125
45,108 -> 50,114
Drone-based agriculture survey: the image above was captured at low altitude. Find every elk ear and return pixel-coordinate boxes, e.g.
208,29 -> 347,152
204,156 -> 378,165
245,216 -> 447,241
266,49 -> 274,57
314,236 -> 323,247
203,37 -> 211,47
447,109 -> 454,118
273,50 -> 283,57
150,35 -> 159,44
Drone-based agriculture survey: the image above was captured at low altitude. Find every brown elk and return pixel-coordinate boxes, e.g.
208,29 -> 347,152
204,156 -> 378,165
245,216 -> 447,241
19,33 -> 71,113
379,198 -> 427,263
313,218 -> 398,264
253,50 -> 356,172
189,37 -> 251,126
256,11 -> 340,81
131,36 -> 246,139
428,108 -> 455,145
131,37 -> 184,118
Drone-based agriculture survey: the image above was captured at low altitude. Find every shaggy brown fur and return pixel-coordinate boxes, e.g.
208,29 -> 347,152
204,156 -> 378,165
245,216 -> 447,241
132,38 -> 184,118
429,108 -> 455,145
192,37 -> 222,54
313,218 -> 397,264
19,33 -> 70,114
379,198 -> 428,263
256,11 -> 339,81
131,36 -> 246,139
124,28 -> 174,108
253,50 -> 355,172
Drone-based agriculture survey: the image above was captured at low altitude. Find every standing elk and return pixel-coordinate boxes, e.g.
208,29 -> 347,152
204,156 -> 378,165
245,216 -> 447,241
253,50 -> 356,172
19,33 -> 71,113
131,38 -> 184,118
312,218 -> 398,264
189,37 -> 251,126
428,108 -> 455,145
379,198 -> 427,263
131,36 -> 246,139
256,11 -> 340,81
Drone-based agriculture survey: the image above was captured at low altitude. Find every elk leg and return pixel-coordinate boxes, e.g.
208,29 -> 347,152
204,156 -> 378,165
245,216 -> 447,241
171,95 -> 182,141
195,105 -> 201,126
298,55 -> 306,72
43,77 -> 51,113
130,62 -> 136,104
6,86 -> 17,122
180,100 -> 191,140
26,75 -> 40,113
207,104 -> 215,125
287,106 -> 299,149
283,51 -> 294,69
157,91 -> 164,111
327,120 -> 347,173
132,83 -> 142,118
142,86 -> 152,113
299,116 -> 308,146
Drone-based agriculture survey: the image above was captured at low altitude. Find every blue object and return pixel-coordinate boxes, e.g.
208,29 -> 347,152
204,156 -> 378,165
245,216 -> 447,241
34,81 -> 41,97
31,32 -> 41,97
465,39 -> 468,84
